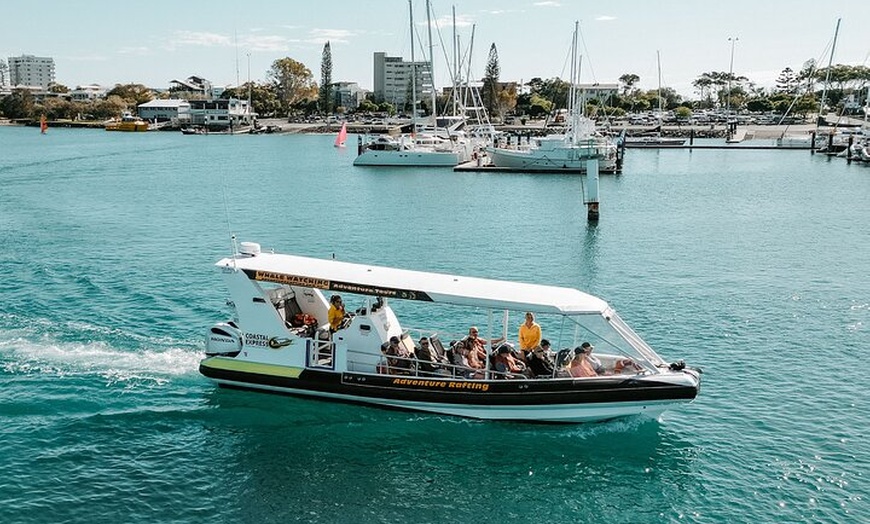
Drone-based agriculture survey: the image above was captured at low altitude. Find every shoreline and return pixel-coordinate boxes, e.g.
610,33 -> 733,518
0,117 -> 849,141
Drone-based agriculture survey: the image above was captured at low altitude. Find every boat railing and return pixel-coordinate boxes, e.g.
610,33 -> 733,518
309,335 -> 335,369
345,345 -> 564,381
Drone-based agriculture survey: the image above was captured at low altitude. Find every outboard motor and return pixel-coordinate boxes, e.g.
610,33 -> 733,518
205,322 -> 243,357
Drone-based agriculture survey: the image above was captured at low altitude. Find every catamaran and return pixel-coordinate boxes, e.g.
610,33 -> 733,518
200,242 -> 701,423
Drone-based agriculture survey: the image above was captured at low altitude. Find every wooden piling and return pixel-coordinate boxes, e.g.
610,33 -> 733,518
847,135 -> 853,164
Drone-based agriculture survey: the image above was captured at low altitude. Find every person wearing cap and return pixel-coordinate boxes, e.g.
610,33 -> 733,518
384,335 -> 413,375
565,342 -> 602,378
518,312 -> 542,361
527,340 -> 556,378
492,343 -> 526,379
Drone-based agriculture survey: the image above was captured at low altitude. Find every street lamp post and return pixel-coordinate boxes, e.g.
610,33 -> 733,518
727,37 -> 738,114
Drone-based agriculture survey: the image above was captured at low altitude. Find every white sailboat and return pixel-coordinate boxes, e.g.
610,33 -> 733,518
624,51 -> 686,148
354,0 -> 474,167
777,18 -> 841,149
485,22 -> 619,173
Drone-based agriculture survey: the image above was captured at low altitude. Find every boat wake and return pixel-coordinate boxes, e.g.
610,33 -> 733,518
0,321 -> 202,387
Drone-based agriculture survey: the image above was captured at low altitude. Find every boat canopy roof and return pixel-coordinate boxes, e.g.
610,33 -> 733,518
218,251 -> 609,316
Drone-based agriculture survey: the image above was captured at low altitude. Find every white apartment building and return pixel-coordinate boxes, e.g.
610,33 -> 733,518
577,83 -> 619,105
0,59 -> 8,87
372,52 -> 431,109
8,55 -> 55,89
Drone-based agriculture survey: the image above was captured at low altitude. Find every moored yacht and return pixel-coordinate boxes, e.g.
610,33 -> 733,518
486,127 -> 620,172
353,128 -> 475,167
199,242 -> 701,423
485,23 -> 619,173
623,134 -> 686,148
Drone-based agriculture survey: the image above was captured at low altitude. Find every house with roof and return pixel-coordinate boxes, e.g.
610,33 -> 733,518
138,99 -> 190,123
186,98 -> 256,130
169,75 -> 214,99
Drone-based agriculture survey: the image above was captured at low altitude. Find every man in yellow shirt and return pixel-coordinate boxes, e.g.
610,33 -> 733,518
518,312 -> 542,360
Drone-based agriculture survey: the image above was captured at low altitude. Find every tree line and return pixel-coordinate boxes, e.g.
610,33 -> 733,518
2,40 -> 868,122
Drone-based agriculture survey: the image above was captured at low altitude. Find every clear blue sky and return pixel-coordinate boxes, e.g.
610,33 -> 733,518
3,1 -> 868,98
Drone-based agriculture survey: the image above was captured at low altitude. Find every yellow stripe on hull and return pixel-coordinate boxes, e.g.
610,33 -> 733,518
201,357 -> 304,379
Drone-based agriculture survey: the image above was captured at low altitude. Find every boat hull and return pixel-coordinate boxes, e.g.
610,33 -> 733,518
623,138 -> 686,148
200,357 -> 699,423
353,149 -> 466,167
486,146 -> 618,173
106,121 -> 150,132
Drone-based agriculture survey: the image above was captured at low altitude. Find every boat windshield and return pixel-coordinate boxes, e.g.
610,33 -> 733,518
558,309 -> 666,367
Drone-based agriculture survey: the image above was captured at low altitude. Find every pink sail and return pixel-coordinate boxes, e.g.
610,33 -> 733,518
334,121 -> 347,147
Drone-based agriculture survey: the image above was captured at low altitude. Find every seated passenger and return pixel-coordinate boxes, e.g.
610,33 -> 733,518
464,326 -> 504,363
451,340 -> 484,379
384,335 -> 413,375
578,342 -> 606,374
416,336 -> 449,376
578,341 -> 641,374
492,344 -> 527,379
613,357 -> 643,374
527,341 -> 556,378
565,344 -> 601,378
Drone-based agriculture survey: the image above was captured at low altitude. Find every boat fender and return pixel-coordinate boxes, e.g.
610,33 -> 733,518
669,360 -> 686,371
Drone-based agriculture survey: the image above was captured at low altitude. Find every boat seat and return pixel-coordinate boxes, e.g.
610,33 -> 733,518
428,334 -> 448,362
555,348 -> 573,368
400,333 -> 416,358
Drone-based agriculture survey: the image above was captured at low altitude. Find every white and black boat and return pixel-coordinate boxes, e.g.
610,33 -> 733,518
200,242 -> 701,423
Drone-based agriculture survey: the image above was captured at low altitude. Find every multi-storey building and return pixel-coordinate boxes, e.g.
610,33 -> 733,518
0,59 -> 8,87
332,82 -> 366,111
372,52 -> 431,110
185,98 -> 255,129
7,55 -> 55,89
576,83 -> 619,106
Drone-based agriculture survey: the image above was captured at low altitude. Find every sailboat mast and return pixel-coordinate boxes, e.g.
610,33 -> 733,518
409,0 -> 417,130
426,0 -> 437,127
452,5 -> 459,117
568,21 -> 579,138
819,17 -> 841,123
657,50 -> 663,128
465,25 -> 476,111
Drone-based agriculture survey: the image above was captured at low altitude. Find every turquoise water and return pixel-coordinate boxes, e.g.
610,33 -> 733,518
1,126 -> 867,523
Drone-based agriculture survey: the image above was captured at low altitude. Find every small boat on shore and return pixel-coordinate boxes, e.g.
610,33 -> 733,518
200,243 -> 701,423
